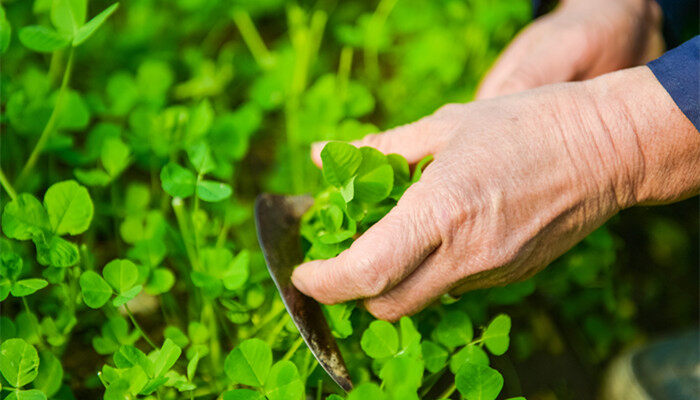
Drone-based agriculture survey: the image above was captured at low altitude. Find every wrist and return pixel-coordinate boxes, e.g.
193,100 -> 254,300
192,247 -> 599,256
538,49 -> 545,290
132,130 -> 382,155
584,66 -> 700,207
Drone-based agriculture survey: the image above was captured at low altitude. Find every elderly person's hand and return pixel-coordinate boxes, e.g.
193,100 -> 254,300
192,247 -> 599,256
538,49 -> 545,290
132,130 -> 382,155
291,66 -> 700,321
476,0 -> 665,99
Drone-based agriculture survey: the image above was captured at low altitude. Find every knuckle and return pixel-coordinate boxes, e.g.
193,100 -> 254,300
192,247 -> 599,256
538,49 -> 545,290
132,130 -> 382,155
365,299 -> 404,322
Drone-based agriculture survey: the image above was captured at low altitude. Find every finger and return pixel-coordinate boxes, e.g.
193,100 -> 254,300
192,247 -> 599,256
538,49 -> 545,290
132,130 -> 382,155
310,117 -> 447,167
364,250 -> 454,322
476,18 -> 582,99
291,181 -> 442,304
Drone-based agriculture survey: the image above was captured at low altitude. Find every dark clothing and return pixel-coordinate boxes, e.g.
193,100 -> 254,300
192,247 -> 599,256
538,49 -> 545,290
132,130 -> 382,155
648,36 -> 699,131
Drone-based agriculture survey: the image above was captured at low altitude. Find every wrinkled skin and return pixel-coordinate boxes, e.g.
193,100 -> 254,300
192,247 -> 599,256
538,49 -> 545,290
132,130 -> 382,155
476,0 -> 664,99
292,66 -> 700,321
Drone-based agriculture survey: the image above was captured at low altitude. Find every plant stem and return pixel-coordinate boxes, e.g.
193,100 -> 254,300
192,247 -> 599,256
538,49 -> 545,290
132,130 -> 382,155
0,167 -> 17,201
172,197 -> 200,271
16,48 -> 75,187
281,336 -> 304,362
124,304 -> 157,350
232,9 -> 273,69
438,382 -> 456,399
364,0 -> 397,80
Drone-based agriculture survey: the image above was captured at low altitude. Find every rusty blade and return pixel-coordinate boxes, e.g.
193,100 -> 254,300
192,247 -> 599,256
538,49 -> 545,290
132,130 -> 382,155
254,193 -> 353,392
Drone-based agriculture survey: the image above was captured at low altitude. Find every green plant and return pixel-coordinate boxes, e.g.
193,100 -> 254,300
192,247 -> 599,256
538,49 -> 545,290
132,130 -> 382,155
3,0 -> 693,399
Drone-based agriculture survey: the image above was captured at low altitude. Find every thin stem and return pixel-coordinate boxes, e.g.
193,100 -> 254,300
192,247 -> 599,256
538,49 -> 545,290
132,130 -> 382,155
315,379 -> 322,400
124,304 -> 157,350
281,336 -> 304,362
438,382 -> 456,399
232,10 -> 273,69
0,167 -> 17,201
266,313 -> 289,345
172,197 -> 200,271
16,48 -> 75,186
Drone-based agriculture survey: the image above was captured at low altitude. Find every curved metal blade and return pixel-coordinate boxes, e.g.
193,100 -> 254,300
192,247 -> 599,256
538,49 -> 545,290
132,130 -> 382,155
254,193 -> 353,392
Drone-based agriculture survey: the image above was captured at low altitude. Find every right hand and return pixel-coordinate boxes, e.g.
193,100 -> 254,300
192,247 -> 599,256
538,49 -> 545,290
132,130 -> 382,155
476,0 -> 665,99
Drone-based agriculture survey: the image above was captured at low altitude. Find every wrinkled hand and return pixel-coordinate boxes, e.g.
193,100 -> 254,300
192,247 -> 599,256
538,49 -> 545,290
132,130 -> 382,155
291,67 -> 700,321
476,0 -> 664,99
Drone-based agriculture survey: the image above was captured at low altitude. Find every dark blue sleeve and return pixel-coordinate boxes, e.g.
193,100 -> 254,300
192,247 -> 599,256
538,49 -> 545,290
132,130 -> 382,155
648,37 -> 699,131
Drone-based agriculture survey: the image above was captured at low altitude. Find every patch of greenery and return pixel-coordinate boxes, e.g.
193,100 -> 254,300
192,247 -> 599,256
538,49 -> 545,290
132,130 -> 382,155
3,0 -> 684,398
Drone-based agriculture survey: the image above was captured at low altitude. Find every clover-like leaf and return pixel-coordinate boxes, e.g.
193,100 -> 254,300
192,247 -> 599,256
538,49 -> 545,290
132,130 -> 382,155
79,271 -> 113,308
360,320 -> 399,359
222,389 -> 264,400
346,382 -> 387,400
0,338 -> 40,388
321,142 -> 362,187
354,164 -> 393,203
160,162 -> 196,198
4,390 -> 47,400
145,268 -> 175,295
224,338 -> 272,387
482,314 -> 511,356
18,26 -> 70,53
43,180 -> 94,236
153,339 -> 181,377
264,361 -> 304,400
32,233 -> 80,268
455,362 -> 504,400
196,180 -> 232,202
101,137 -> 131,177
450,344 -> 489,374
2,194 -> 50,241
0,8 -> 11,54
102,259 -> 138,293
421,341 -> 448,373
435,311 -> 473,349
73,3 -> 119,46
34,351 -> 63,398
112,285 -> 142,307
51,0 -> 87,35
187,142 -> 216,175
10,279 -> 48,297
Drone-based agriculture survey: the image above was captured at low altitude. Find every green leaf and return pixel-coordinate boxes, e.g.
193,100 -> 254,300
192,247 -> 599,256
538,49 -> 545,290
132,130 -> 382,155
0,8 -> 11,54
482,314 -> 511,356
222,389 -> 264,400
187,142 -> 216,175
18,26 -> 70,53
379,354 -> 423,391
32,233 -> 79,267
399,317 -> 421,356
450,344 -> 489,374
264,361 -> 304,400
223,250 -> 249,291
0,280 -> 10,302
10,279 -> 48,297
160,163 -> 196,198
412,155 -> 433,183
361,320 -> 399,359
455,362 -> 503,400
51,0 -> 86,35
73,3 -> 119,46
421,341 -> 448,373
2,194 -> 50,241
101,137 -> 131,177
354,164 -> 393,203
112,285 -> 142,307
224,338 -> 272,387
102,259 -> 138,293
79,271 -> 113,308
114,345 -> 153,376
5,390 -> 47,400
74,168 -> 111,186
1,252 -> 23,281
321,142 -> 362,187
163,326 -> 189,349
43,180 -> 94,236
153,339 -> 181,377
145,268 -> 175,295
34,351 -> 63,397
346,382 -> 387,400
196,180 -> 232,202
0,338 -> 40,388
435,311 -> 473,349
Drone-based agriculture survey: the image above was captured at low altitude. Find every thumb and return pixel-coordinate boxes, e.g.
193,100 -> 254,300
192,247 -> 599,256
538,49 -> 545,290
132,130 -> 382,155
311,117 -> 446,167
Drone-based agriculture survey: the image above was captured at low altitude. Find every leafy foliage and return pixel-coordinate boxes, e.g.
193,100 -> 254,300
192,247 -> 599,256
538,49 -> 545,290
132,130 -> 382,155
2,0 -> 682,399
